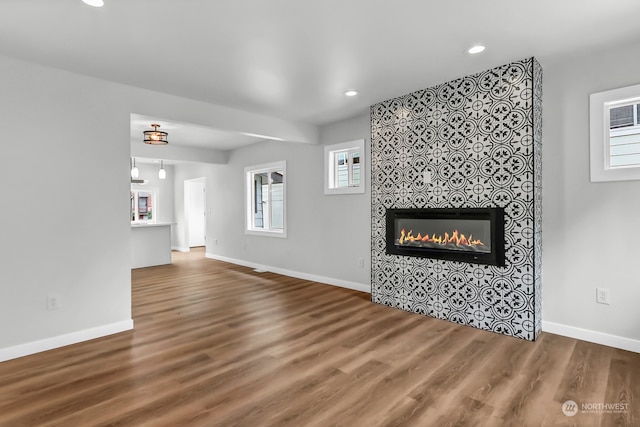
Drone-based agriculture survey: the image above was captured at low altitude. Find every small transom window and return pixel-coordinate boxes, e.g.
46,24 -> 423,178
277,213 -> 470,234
590,83 -> 640,182
324,139 -> 366,195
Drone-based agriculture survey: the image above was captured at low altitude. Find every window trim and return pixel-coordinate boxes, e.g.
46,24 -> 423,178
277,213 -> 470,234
590,83 -> 640,182
245,161 -> 287,238
324,139 -> 366,195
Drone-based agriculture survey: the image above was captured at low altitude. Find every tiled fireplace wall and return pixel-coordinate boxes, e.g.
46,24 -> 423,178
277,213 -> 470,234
370,57 -> 542,341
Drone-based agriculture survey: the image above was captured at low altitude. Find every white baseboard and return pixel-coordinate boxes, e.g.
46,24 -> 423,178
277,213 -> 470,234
542,321 -> 640,353
205,253 -> 371,294
0,319 -> 134,362
172,246 -> 190,252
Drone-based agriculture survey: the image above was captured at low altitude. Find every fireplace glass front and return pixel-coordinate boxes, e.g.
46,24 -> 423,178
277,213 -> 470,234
386,208 -> 505,266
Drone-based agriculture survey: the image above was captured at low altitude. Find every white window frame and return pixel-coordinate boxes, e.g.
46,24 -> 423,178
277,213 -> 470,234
324,139 -> 366,195
590,83 -> 640,182
245,161 -> 287,238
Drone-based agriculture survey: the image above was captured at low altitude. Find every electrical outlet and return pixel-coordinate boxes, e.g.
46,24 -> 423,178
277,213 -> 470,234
47,294 -> 60,311
357,257 -> 364,268
596,288 -> 611,305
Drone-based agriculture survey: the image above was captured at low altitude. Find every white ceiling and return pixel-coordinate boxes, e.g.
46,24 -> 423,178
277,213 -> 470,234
2,0 -> 640,150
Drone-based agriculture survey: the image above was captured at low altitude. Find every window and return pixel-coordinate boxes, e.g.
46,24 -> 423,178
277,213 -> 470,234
324,139 -> 366,194
245,161 -> 286,237
335,149 -> 361,188
131,189 -> 157,223
590,83 -> 640,182
609,104 -> 636,129
608,102 -> 640,168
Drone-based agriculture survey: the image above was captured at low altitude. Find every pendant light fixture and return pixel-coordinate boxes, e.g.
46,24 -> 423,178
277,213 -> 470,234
143,124 -> 168,145
159,160 -> 167,180
130,157 -> 139,179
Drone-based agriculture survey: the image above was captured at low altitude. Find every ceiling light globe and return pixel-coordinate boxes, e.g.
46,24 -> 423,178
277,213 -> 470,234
131,166 -> 139,179
344,90 -> 358,97
82,0 -> 104,7
468,45 -> 486,54
159,168 -> 166,180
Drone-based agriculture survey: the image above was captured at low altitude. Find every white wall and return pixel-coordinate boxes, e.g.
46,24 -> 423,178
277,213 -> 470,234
205,113 -> 371,291
0,55 -> 132,359
0,52 -> 318,361
542,40 -> 640,348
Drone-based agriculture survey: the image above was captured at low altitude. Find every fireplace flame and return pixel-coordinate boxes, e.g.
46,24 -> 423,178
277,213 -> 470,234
399,228 -> 484,247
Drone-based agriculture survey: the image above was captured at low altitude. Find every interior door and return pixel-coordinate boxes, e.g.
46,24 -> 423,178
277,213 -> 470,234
186,180 -> 206,247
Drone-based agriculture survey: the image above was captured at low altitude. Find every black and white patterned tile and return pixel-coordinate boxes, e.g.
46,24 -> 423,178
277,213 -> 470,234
370,57 -> 542,341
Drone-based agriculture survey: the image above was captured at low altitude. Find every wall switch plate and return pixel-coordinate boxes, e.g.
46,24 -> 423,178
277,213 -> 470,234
357,257 -> 364,268
596,287 -> 611,305
47,294 -> 60,311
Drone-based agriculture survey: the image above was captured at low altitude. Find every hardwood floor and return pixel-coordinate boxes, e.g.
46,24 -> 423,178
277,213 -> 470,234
1,248 -> 638,426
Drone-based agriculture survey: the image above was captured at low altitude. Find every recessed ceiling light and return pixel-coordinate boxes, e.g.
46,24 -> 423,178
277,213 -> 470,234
344,90 -> 358,97
82,0 -> 104,7
468,45 -> 486,54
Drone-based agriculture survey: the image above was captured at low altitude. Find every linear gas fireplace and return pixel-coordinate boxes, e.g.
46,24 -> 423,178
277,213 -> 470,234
386,207 -> 505,266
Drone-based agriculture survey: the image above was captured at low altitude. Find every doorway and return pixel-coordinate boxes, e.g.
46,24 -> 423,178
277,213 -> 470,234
185,178 -> 206,248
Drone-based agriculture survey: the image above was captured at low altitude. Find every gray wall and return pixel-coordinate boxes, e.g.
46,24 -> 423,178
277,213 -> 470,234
541,39 -> 640,343
0,55 -> 132,353
205,113 -> 371,290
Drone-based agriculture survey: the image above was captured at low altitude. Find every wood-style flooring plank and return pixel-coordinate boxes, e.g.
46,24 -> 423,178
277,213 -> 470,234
0,248 -> 639,426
